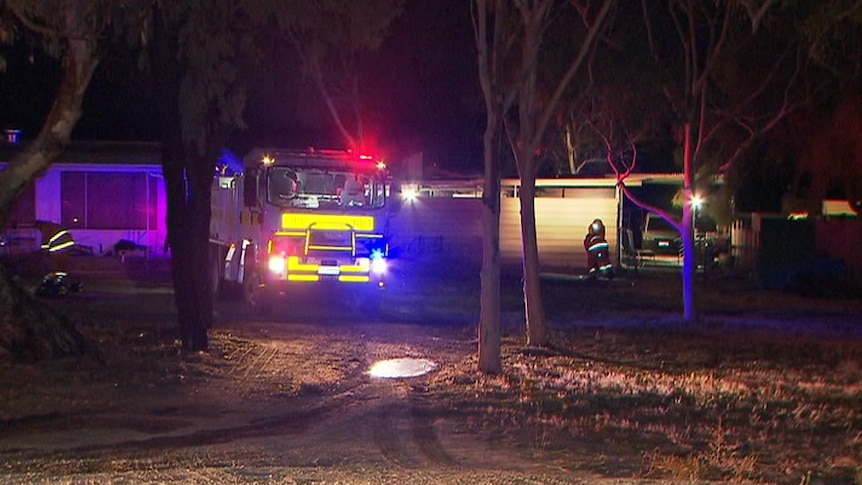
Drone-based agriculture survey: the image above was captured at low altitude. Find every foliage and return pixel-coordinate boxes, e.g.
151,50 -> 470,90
790,0 -> 862,76
548,2 -> 670,176
557,0 -> 860,322
271,0 -> 405,149
136,1 -> 404,352
145,1 -> 271,156
503,0 -> 616,347
0,0 -> 143,359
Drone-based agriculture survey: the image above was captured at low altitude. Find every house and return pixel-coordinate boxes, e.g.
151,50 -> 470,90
0,140 -> 167,256
389,174 -> 683,273
2,138 -> 682,275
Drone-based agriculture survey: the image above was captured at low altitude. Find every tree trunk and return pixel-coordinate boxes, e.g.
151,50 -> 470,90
152,10 -> 215,352
162,154 -> 214,352
0,3 -> 99,361
513,2 -> 551,349
518,173 -> 547,346
682,122 -> 697,322
0,18 -> 99,225
478,117 -> 503,374
0,266 -> 89,361
474,0 -> 512,374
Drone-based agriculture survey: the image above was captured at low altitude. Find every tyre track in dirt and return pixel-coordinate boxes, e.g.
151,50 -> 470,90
0,322 -> 465,473
0,318 -> 708,484
370,383 -> 458,470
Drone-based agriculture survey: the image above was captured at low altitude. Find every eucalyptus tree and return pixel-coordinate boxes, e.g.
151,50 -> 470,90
145,0 -> 404,351
506,0 -> 614,347
788,0 -> 862,211
573,0 -> 850,322
0,0 -> 148,360
472,0 -> 519,373
0,0 -> 265,355
0,0 -> 406,357
471,0 -> 614,367
0,0 -> 127,235
144,1 -> 269,352
273,0 -> 404,151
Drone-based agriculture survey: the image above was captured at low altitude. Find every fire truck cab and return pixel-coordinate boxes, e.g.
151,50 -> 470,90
210,147 -> 397,315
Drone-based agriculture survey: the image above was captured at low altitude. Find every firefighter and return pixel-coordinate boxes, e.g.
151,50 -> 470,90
341,174 -> 365,207
35,220 -> 75,271
583,218 -> 611,277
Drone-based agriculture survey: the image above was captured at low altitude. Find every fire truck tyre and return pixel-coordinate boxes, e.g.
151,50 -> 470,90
244,272 -> 273,316
211,259 -> 223,296
254,289 -> 274,317
358,289 -> 383,317
217,279 -> 240,300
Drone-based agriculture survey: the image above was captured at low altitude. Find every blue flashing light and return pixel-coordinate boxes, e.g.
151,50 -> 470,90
370,249 -> 387,275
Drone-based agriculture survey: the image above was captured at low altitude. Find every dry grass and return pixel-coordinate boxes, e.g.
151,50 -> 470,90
2,256 -> 862,484
426,322 -> 862,484
400,263 -> 862,484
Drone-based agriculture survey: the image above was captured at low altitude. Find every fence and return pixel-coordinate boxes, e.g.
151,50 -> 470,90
730,218 -> 759,270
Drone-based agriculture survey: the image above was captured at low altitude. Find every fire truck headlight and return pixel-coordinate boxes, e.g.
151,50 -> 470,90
268,255 -> 286,274
371,257 -> 387,275
370,250 -> 387,275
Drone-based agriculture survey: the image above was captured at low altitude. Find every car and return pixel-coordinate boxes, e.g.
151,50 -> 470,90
641,213 -> 682,257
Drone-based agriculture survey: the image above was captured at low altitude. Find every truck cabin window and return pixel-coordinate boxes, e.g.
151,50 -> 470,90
268,169 -> 297,201
267,167 -> 386,210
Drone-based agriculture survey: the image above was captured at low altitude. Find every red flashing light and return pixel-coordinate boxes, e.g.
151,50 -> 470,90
355,153 -> 386,170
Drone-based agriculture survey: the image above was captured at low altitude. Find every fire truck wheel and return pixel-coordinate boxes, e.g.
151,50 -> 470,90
244,272 -> 273,316
254,290 -> 274,317
356,288 -> 383,317
211,259 -> 223,296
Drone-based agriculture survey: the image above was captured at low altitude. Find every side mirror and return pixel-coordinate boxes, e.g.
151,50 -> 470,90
243,170 -> 258,207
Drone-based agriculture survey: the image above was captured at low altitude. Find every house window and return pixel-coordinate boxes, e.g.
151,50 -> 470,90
61,171 -> 158,230
61,172 -> 86,228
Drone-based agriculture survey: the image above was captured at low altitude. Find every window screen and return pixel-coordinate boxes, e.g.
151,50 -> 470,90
61,171 -> 157,230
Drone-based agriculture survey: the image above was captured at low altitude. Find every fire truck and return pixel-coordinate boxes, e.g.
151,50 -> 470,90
210,147 -> 397,315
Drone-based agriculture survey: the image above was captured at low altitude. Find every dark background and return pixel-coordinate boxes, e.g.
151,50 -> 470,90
0,0 -> 484,173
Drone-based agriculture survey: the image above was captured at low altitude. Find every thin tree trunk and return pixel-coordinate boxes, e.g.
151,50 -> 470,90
474,0 -> 511,374
0,3 -> 99,361
682,122 -> 697,322
478,116 -> 503,374
518,174 -> 547,346
0,19 -> 99,226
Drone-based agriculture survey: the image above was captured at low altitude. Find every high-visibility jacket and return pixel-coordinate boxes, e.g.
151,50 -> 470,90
36,221 -> 75,253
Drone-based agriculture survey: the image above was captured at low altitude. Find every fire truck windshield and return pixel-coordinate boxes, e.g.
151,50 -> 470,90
267,166 -> 386,210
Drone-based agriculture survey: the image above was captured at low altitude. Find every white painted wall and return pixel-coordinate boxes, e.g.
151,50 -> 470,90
500,196 -> 618,272
3,162 -> 168,256
388,184 -> 619,273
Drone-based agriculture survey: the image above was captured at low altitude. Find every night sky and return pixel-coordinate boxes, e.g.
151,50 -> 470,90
0,0 -> 484,173
237,0 -> 483,171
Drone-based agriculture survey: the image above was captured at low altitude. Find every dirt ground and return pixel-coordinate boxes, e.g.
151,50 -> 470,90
1,256 -> 861,484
